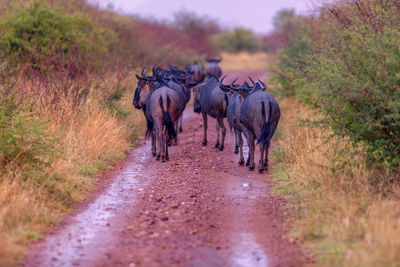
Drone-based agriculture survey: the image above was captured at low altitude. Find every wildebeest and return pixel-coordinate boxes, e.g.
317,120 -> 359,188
193,76 -> 235,150
220,80 -> 253,166
236,80 -> 280,173
206,57 -> 222,79
153,66 -> 189,135
133,68 -> 183,160
186,61 -> 205,85
145,86 -> 181,161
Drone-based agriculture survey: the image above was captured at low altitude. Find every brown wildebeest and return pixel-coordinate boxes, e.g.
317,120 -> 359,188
146,86 -> 181,161
205,56 -> 222,79
133,68 -> 183,160
236,80 -> 280,173
186,61 -> 205,84
192,76 -> 237,151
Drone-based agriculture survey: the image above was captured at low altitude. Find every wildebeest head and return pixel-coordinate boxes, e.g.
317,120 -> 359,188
133,68 -> 156,109
219,75 -> 238,101
235,77 -> 267,98
192,83 -> 202,113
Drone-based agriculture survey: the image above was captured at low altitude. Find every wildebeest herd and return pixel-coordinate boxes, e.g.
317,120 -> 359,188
133,57 -> 280,173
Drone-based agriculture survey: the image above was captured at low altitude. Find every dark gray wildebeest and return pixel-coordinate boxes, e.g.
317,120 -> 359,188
193,76 -> 236,151
235,80 -> 280,173
133,69 -> 183,160
220,80 -> 254,166
154,65 -> 190,134
205,57 -> 222,79
186,61 -> 205,84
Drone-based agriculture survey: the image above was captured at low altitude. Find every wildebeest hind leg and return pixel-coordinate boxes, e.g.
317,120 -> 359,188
215,121 -> 220,149
165,129 -> 170,161
248,132 -> 256,171
263,141 -> 270,170
179,115 -> 183,133
202,112 -> 208,146
234,130 -> 239,154
218,118 -> 226,151
161,127 -> 167,162
238,131 -> 245,166
151,131 -> 156,157
155,128 -> 161,161
258,143 -> 265,173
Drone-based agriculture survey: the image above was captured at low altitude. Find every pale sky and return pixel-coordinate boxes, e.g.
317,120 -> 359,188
90,0 -> 318,34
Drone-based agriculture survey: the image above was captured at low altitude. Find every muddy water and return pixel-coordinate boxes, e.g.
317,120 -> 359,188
25,144 -> 153,266
226,173 -> 269,267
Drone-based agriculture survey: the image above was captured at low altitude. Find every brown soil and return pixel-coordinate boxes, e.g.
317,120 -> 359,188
24,71 -> 310,267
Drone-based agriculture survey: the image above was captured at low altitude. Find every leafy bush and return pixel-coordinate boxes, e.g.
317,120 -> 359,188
212,27 -> 262,53
0,95 -> 57,179
272,0 -> 400,170
0,2 -> 110,73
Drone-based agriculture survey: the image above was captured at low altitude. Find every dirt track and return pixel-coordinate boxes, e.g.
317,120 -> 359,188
25,71 -> 308,267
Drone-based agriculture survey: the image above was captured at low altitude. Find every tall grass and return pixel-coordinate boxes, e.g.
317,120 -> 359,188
272,98 -> 400,266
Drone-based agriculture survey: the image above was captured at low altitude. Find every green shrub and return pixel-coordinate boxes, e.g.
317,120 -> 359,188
212,27 -> 262,53
272,0 -> 400,170
0,95 -> 57,180
0,2 -> 111,73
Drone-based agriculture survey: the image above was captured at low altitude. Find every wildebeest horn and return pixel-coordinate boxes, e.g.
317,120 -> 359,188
220,75 -> 227,84
258,79 -> 267,90
141,66 -> 146,76
231,78 -> 238,87
248,77 -> 256,87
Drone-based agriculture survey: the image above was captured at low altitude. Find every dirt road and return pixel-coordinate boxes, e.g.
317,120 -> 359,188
25,71 -> 308,267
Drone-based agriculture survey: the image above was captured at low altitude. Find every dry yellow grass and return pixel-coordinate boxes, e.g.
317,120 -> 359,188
117,71 -> 147,139
220,52 -> 270,71
0,73 -> 136,266
272,98 -> 400,266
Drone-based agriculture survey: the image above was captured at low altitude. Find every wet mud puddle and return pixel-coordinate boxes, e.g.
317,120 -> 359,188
224,134 -> 269,267
226,173 -> 269,267
25,143 -> 153,266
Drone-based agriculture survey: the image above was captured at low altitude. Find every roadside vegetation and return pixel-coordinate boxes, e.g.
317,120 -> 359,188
0,0 -> 215,265
270,1 -> 400,266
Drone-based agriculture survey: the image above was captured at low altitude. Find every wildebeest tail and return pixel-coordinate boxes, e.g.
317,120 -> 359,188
258,101 -> 272,146
159,95 -> 177,140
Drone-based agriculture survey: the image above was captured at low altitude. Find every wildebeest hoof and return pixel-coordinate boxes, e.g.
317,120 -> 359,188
166,155 -> 170,161
156,155 -> 160,161
238,159 -> 245,166
179,127 -> 183,133
214,143 -> 220,149
152,152 -> 156,157
218,145 -> 224,151
202,140 -> 207,146
258,168 -> 264,174
248,165 -> 255,171
234,146 -> 239,154
246,161 -> 250,167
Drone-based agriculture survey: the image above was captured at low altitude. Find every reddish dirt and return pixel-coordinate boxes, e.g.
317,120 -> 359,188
24,71 -> 309,267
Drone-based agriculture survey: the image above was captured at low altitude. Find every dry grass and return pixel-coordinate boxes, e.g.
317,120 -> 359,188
272,98 -> 400,266
220,52 -> 270,71
116,71 -> 147,139
0,73 -> 137,266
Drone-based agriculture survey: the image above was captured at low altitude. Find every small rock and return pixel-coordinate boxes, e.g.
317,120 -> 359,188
171,203 -> 179,209
149,232 -> 159,239
160,216 -> 169,221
